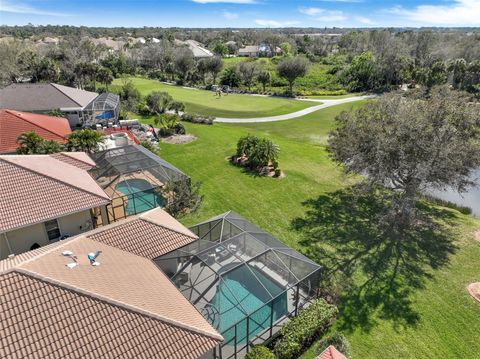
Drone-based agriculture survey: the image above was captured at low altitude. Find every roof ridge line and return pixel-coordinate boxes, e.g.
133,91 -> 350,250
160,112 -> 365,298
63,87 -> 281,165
139,214 -> 198,240
57,152 -> 94,166
5,110 -> 68,140
0,157 -> 110,202
50,83 -> 87,107
14,267 -> 223,342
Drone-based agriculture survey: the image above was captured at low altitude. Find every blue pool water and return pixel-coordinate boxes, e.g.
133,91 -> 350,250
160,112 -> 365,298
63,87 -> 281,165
210,266 -> 287,345
115,179 -> 166,215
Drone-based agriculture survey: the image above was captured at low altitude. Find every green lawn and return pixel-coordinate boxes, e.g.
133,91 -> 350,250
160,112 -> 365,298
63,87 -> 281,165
112,77 -> 317,118
154,103 -> 480,358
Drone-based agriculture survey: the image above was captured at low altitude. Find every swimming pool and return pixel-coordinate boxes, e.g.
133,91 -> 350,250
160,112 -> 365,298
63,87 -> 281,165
210,265 -> 288,345
115,179 -> 166,215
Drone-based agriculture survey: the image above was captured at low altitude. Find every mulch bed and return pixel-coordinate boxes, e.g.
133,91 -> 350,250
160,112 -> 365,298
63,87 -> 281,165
467,283 -> 480,303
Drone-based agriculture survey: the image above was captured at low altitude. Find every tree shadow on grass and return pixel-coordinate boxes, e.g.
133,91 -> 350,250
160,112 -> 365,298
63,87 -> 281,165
291,187 -> 458,332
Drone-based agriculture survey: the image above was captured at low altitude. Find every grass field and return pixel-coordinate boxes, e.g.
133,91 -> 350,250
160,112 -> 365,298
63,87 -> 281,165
112,77 -> 317,118
153,102 -> 480,358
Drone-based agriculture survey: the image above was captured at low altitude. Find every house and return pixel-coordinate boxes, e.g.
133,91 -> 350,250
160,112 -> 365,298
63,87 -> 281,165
0,209 -> 222,358
238,44 -> 282,57
0,154 -> 111,259
175,39 -> 214,58
0,109 -> 72,154
0,83 -> 120,128
316,345 -> 348,359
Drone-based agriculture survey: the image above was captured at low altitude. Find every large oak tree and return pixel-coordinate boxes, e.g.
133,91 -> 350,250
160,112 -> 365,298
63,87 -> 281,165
328,87 -> 480,228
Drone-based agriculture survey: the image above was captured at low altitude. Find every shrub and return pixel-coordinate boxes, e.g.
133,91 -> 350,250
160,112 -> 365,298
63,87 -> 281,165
315,332 -> 351,358
274,168 -> 281,178
273,299 -> 338,359
181,113 -> 214,125
236,134 -> 279,170
245,345 -> 275,359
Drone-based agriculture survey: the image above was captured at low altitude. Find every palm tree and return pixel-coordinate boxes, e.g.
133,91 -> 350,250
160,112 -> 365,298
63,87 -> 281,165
39,140 -> 63,154
16,131 -> 44,154
66,129 -> 104,153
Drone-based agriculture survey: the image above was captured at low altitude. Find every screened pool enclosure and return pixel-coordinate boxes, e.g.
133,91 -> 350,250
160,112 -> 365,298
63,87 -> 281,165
83,92 -> 120,127
156,211 -> 322,359
89,145 -> 187,222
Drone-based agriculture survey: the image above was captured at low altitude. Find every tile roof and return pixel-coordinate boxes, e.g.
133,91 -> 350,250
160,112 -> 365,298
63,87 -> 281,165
0,109 -> 71,153
87,208 -> 197,259
49,152 -> 96,170
0,83 -> 98,112
0,155 -> 110,233
0,235 -> 222,359
316,345 -> 348,359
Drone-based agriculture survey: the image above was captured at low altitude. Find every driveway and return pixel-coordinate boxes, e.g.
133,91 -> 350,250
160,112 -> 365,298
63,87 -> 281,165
214,95 -> 375,123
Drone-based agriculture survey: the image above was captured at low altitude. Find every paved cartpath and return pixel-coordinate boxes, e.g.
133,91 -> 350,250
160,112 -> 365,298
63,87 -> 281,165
214,95 -> 375,123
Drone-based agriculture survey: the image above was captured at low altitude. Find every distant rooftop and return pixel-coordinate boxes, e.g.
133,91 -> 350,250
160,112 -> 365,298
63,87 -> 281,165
0,83 -> 98,112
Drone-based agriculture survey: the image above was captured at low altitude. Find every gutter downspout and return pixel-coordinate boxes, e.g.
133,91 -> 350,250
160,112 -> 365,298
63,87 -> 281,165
3,232 -> 13,257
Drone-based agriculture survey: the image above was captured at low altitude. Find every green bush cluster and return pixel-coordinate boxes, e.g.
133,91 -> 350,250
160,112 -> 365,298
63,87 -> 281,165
273,299 -> 338,359
236,134 -> 279,170
245,345 -> 275,359
315,332 -> 351,358
181,113 -> 214,125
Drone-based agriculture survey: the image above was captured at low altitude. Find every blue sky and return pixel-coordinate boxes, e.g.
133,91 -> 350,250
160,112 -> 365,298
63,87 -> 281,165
0,0 -> 479,27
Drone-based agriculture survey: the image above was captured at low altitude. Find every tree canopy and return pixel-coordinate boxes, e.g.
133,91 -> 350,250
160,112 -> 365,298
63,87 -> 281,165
328,87 -> 480,228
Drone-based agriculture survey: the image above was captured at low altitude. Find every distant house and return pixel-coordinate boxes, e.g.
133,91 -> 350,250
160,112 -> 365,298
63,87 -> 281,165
238,44 -> 282,57
0,154 -> 110,259
175,39 -> 214,58
0,109 -> 71,154
0,83 -> 120,128
0,208 -> 222,358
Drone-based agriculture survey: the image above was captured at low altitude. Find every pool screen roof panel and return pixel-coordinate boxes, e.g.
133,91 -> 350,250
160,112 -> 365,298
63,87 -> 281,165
159,212 -> 322,334
89,145 -> 188,197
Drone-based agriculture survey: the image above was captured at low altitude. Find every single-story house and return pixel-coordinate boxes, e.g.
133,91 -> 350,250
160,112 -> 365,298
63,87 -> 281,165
0,208 -> 222,358
0,83 -> 120,128
238,44 -> 282,57
0,153 -> 111,259
175,39 -> 214,58
0,109 -> 72,154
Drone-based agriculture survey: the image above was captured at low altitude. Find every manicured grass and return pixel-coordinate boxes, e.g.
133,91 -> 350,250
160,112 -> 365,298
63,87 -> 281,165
112,77 -> 317,118
153,103 -> 480,358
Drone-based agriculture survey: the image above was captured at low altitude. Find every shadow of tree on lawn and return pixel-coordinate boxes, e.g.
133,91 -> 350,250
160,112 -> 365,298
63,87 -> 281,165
291,187 -> 458,332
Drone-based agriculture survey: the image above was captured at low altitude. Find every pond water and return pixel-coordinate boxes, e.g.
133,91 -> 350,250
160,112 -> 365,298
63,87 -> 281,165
426,170 -> 480,217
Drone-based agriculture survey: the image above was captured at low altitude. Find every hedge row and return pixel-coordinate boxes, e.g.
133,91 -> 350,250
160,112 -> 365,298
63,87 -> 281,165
181,113 -> 214,125
273,299 -> 338,359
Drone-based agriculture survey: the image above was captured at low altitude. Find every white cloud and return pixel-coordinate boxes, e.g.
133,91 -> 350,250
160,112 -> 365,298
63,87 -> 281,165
316,0 -> 363,2
355,16 -> 374,25
0,0 -> 70,16
255,19 -> 300,27
388,0 -> 480,26
317,14 -> 347,22
192,0 -> 256,3
299,7 -> 324,16
223,11 -> 238,19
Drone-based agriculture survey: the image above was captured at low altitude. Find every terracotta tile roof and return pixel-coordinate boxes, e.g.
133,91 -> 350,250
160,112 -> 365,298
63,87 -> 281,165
0,109 -> 71,153
0,155 -> 110,233
316,345 -> 348,359
87,208 -> 197,259
49,152 -> 96,170
0,236 -> 221,359
0,83 -> 98,111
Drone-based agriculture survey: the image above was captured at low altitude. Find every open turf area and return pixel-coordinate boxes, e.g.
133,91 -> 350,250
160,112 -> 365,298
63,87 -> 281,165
112,77 -> 317,118
153,102 -> 480,358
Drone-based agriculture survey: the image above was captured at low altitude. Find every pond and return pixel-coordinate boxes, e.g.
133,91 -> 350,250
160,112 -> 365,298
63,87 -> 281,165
426,170 -> 480,217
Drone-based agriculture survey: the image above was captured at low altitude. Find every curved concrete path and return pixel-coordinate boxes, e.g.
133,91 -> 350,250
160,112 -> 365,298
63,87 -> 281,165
214,95 -> 374,123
